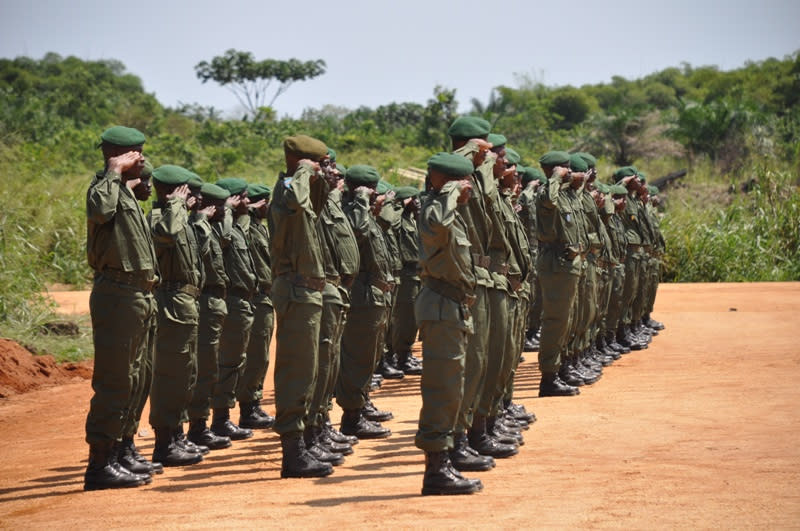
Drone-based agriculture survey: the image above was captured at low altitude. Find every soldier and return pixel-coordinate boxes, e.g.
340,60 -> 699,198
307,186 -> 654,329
600,183 -> 632,355
147,165 -> 211,467
210,178 -> 258,441
518,166 -> 546,352
187,182 -> 235,450
336,165 -> 395,439
270,135 -> 336,478
235,183 -> 275,430
84,126 -> 157,490
415,152 -> 483,496
644,185 -> 666,331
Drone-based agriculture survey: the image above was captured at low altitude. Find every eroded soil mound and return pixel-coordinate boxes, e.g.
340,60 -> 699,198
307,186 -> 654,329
0,338 -> 91,398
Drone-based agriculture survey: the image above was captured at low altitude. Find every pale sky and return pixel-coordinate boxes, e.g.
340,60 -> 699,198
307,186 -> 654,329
1,0 -> 798,118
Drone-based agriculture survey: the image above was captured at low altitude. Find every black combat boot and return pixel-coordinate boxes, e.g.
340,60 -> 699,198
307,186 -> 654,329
119,436 -> 163,475
187,418 -> 232,450
152,427 -> 203,467
211,408 -> 253,440
539,371 -> 580,397
422,451 -> 481,496
317,425 -> 354,456
559,360 -> 586,387
608,330 -> 630,354
397,351 -> 423,375
109,440 -> 152,485
340,409 -> 391,439
362,397 -> 393,421
84,440 -> 147,491
504,400 -> 536,424
645,313 -> 665,330
487,416 -> 523,446
303,425 -> 345,466
175,425 -> 209,455
238,401 -> 275,429
449,432 -> 494,472
253,402 -> 276,425
523,329 -> 540,352
280,432 -> 333,478
377,351 -> 405,380
467,416 -> 518,458
324,415 -> 358,445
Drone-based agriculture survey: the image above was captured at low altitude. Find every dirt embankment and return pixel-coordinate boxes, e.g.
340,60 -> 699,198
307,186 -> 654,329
0,338 -> 91,398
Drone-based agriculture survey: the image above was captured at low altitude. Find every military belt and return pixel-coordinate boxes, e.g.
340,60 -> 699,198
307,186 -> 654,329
358,272 -> 395,293
425,277 -> 476,308
229,287 -> 253,299
99,269 -> 157,292
278,273 -> 326,292
202,285 -> 226,299
490,261 -> 510,275
325,275 -> 341,287
158,281 -> 201,298
471,253 -> 490,269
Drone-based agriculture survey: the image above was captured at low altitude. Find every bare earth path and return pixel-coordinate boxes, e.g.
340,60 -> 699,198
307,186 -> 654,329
2,283 -> 799,528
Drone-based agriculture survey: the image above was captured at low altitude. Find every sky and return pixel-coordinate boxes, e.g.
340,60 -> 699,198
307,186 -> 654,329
1,0 -> 798,119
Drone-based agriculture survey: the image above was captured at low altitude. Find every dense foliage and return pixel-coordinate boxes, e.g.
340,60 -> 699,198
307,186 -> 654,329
1,51 -> 798,359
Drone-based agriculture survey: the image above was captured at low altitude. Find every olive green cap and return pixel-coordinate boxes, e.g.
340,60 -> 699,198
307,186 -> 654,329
487,133 -> 507,148
99,125 -> 145,148
345,165 -> 381,187
610,184 -> 628,196
569,153 -> 589,173
200,183 -> 230,201
152,165 -> 191,185
637,170 -> 647,183
427,152 -> 474,178
394,186 -> 419,200
216,177 -> 248,196
187,172 -> 204,189
283,135 -> 328,161
447,116 -> 491,139
539,151 -> 571,166
612,166 -> 638,182
596,182 -> 610,194
247,183 -> 271,201
575,152 -> 597,168
376,179 -> 393,195
327,148 -> 337,162
336,164 -> 347,174
141,159 -> 154,178
520,166 -> 546,185
505,148 -> 521,165
647,185 -> 659,195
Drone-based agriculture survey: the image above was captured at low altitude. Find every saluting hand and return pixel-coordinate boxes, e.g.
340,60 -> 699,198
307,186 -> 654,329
457,179 -> 473,204
199,205 -> 216,218
167,184 -> 191,202
108,151 -> 143,175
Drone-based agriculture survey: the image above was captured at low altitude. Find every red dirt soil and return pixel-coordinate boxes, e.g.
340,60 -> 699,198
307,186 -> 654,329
0,339 -> 91,398
2,282 -> 799,528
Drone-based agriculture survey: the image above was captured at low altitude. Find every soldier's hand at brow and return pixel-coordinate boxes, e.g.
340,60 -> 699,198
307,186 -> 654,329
108,151 -> 143,174
167,185 -> 190,201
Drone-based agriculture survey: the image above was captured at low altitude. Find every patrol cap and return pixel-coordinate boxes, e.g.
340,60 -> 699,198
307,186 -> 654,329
141,159 -> 154,178
393,186 -> 420,200
327,148 -> 337,162
520,166 -> 546,185
283,135 -> 328,161
505,148 -> 521,165
216,177 -> 249,196
539,151 -> 571,166
152,165 -> 191,185
612,166 -> 638,182
376,179 -> 393,195
610,184 -> 628,196
187,172 -> 204,189
247,183 -> 271,201
447,116 -> 491,139
200,183 -> 230,201
487,133 -> 507,148
569,153 -> 589,173
99,125 -> 145,148
345,165 -> 381,187
576,152 -> 597,168
427,152 -> 474,178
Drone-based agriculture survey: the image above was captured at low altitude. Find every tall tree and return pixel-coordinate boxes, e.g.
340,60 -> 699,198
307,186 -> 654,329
194,49 -> 326,118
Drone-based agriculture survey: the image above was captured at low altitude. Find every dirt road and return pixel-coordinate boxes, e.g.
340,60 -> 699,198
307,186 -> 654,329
2,283 -> 799,528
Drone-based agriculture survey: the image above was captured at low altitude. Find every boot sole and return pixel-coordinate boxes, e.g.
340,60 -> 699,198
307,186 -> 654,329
341,429 -> 392,439
421,484 -> 479,495
281,467 -> 334,478
84,479 -> 145,491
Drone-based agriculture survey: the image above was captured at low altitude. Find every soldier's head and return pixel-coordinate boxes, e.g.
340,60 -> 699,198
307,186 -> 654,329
538,151 -> 571,179
568,154 -> 589,189
282,135 -> 329,175
99,126 -> 146,179
216,178 -> 250,216
344,165 -> 381,201
152,165 -> 192,200
610,184 -> 628,211
186,173 -> 205,210
132,159 -> 154,201
247,184 -> 271,219
448,116 -> 491,151
426,152 -> 474,192
200,183 -> 229,222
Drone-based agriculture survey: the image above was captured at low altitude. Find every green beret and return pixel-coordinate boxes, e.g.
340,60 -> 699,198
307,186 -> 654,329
520,166 -> 546,185
376,179 -> 393,195
187,172 -> 204,189
427,152 -> 474,178
569,153 -> 589,173
447,116 -> 491,139
216,177 -> 248,196
327,148 -> 337,162
152,165 -> 191,185
141,159 -> 154,178
99,125 -> 145,148
247,183 -> 271,201
647,185 -> 659,195
283,135 -> 328,161
487,133 -> 507,148
539,151 -> 571,166
505,148 -> 521,165
200,183 -> 230,201
612,166 -> 638,182
575,152 -> 597,168
335,164 -> 347,174
608,184 -> 627,196
637,170 -> 647,183
393,186 -> 419,200
346,165 -> 381,187
595,183 -> 610,194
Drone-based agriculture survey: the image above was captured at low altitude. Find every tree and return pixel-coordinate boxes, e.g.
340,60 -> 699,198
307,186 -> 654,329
195,49 -> 326,118
418,86 -> 458,150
